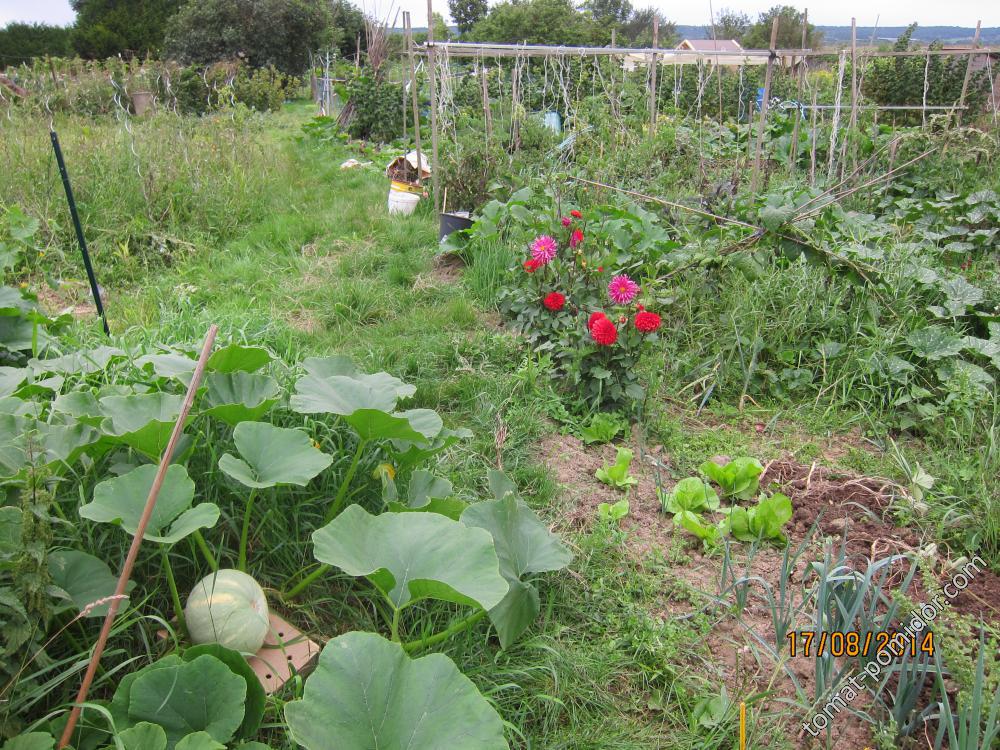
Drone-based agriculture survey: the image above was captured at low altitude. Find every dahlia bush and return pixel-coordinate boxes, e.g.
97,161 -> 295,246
498,208 -> 663,408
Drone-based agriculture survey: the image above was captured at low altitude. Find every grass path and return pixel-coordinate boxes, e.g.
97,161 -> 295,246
93,106 -> 747,749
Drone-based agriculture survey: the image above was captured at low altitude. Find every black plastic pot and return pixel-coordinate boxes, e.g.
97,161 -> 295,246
439,211 -> 474,241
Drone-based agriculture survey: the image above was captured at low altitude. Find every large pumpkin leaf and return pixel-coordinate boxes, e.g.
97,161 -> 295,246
117,723 -> 167,750
284,631 -> 508,750
0,367 -> 28,397
218,422 -> 331,488
461,492 -> 572,648
312,505 -> 508,611
81,464 -> 219,544
202,372 -> 281,426
302,357 -> 416,400
51,391 -> 104,425
182,644 -> 266,740
136,351 -> 198,381
174,734 -> 224,750
125,654 -> 246,748
29,346 -> 123,375
0,416 -> 102,478
385,470 -> 467,520
48,549 -> 134,618
99,393 -> 185,459
0,733 -> 55,750
206,344 -> 271,374
289,374 -> 399,415
907,326 -> 964,360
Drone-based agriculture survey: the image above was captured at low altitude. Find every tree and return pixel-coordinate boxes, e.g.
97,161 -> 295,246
449,0 -> 488,35
70,0 -> 183,58
587,0 -> 632,25
741,5 -> 821,50
618,7 -> 677,48
329,0 -> 368,59
706,8 -> 750,42
469,0 -> 606,46
164,0 -> 333,74
0,23 -> 73,65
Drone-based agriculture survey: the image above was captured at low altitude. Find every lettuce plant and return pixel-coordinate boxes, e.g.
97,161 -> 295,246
578,411 -> 627,445
597,499 -> 629,523
596,447 -> 638,489
699,457 -> 764,500
659,477 -> 722,545
722,493 -> 794,545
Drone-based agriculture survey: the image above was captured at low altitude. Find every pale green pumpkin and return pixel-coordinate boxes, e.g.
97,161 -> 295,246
184,569 -> 270,654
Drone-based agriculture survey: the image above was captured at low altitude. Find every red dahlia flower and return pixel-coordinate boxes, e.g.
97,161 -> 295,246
570,209 -> 583,219
591,317 -> 618,345
523,258 -> 542,273
543,292 -> 566,311
561,216 -> 572,227
635,311 -> 662,333
570,229 -> 584,248
588,311 -> 608,330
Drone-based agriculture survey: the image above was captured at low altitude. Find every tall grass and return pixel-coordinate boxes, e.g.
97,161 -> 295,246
2,106 -> 292,285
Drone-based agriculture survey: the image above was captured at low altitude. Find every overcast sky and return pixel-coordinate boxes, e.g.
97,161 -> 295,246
0,0 -> 995,29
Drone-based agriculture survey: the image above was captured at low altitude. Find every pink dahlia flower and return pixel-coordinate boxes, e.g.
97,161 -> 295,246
608,274 -> 639,304
530,235 -> 558,265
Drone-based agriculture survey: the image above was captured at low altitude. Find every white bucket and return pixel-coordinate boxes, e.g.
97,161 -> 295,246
387,184 -> 420,215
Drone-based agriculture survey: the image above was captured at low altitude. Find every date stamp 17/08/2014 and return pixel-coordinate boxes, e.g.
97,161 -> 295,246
786,629 -> 935,659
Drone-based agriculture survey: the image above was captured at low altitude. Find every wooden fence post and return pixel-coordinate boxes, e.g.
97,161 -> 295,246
750,16 -> 779,197
957,21 -> 982,125
404,12 -> 424,187
846,17 -> 858,174
426,0 -> 441,213
789,9 -> 808,171
648,17 -> 659,139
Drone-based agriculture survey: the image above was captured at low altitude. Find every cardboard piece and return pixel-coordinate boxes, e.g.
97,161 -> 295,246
248,612 -> 321,694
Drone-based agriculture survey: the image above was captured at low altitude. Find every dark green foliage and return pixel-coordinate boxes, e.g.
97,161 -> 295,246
585,0 -> 633,24
740,5 -> 822,49
469,0 -> 610,46
449,0 -> 489,35
0,23 -> 73,66
617,7 -> 678,48
862,25 -> 991,120
328,0 -> 368,59
164,0 -> 333,74
70,0 -> 184,59
345,74 -> 405,142
706,9 -> 750,42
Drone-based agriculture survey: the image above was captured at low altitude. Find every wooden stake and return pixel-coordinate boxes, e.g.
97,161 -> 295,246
789,9 -> 808,171
427,0 -> 441,213
846,18 -> 858,173
404,13 -> 424,186
480,59 -> 493,141
750,16 -> 780,197
809,88 -> 817,186
957,21 -> 982,126
649,17 -> 659,139
58,325 -> 218,750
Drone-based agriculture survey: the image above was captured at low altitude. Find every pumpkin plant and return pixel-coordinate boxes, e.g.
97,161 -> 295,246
311,505 -> 509,642
80,464 -> 220,633
218,421 -> 332,570
285,632 -> 508,750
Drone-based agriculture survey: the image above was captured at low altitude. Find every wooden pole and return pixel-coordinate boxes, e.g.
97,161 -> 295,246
789,9 -> 808,171
427,0 -> 441,213
809,88 -> 817,186
846,18 -> 858,173
957,21 -> 982,125
648,17 -> 659,139
58,325 -> 218,750
404,13 -> 424,187
750,16 -> 780,197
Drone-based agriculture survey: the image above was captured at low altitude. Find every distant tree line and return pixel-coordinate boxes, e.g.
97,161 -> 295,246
0,0 -> 366,74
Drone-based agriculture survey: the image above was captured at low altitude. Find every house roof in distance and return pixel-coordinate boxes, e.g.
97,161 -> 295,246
677,39 -> 743,52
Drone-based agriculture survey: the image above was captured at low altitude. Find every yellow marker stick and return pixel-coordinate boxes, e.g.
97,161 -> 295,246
739,701 -> 746,750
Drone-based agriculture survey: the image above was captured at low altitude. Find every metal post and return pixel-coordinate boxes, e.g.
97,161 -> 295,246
50,130 -> 109,336
750,17 -> 780,197
427,0 -> 441,213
